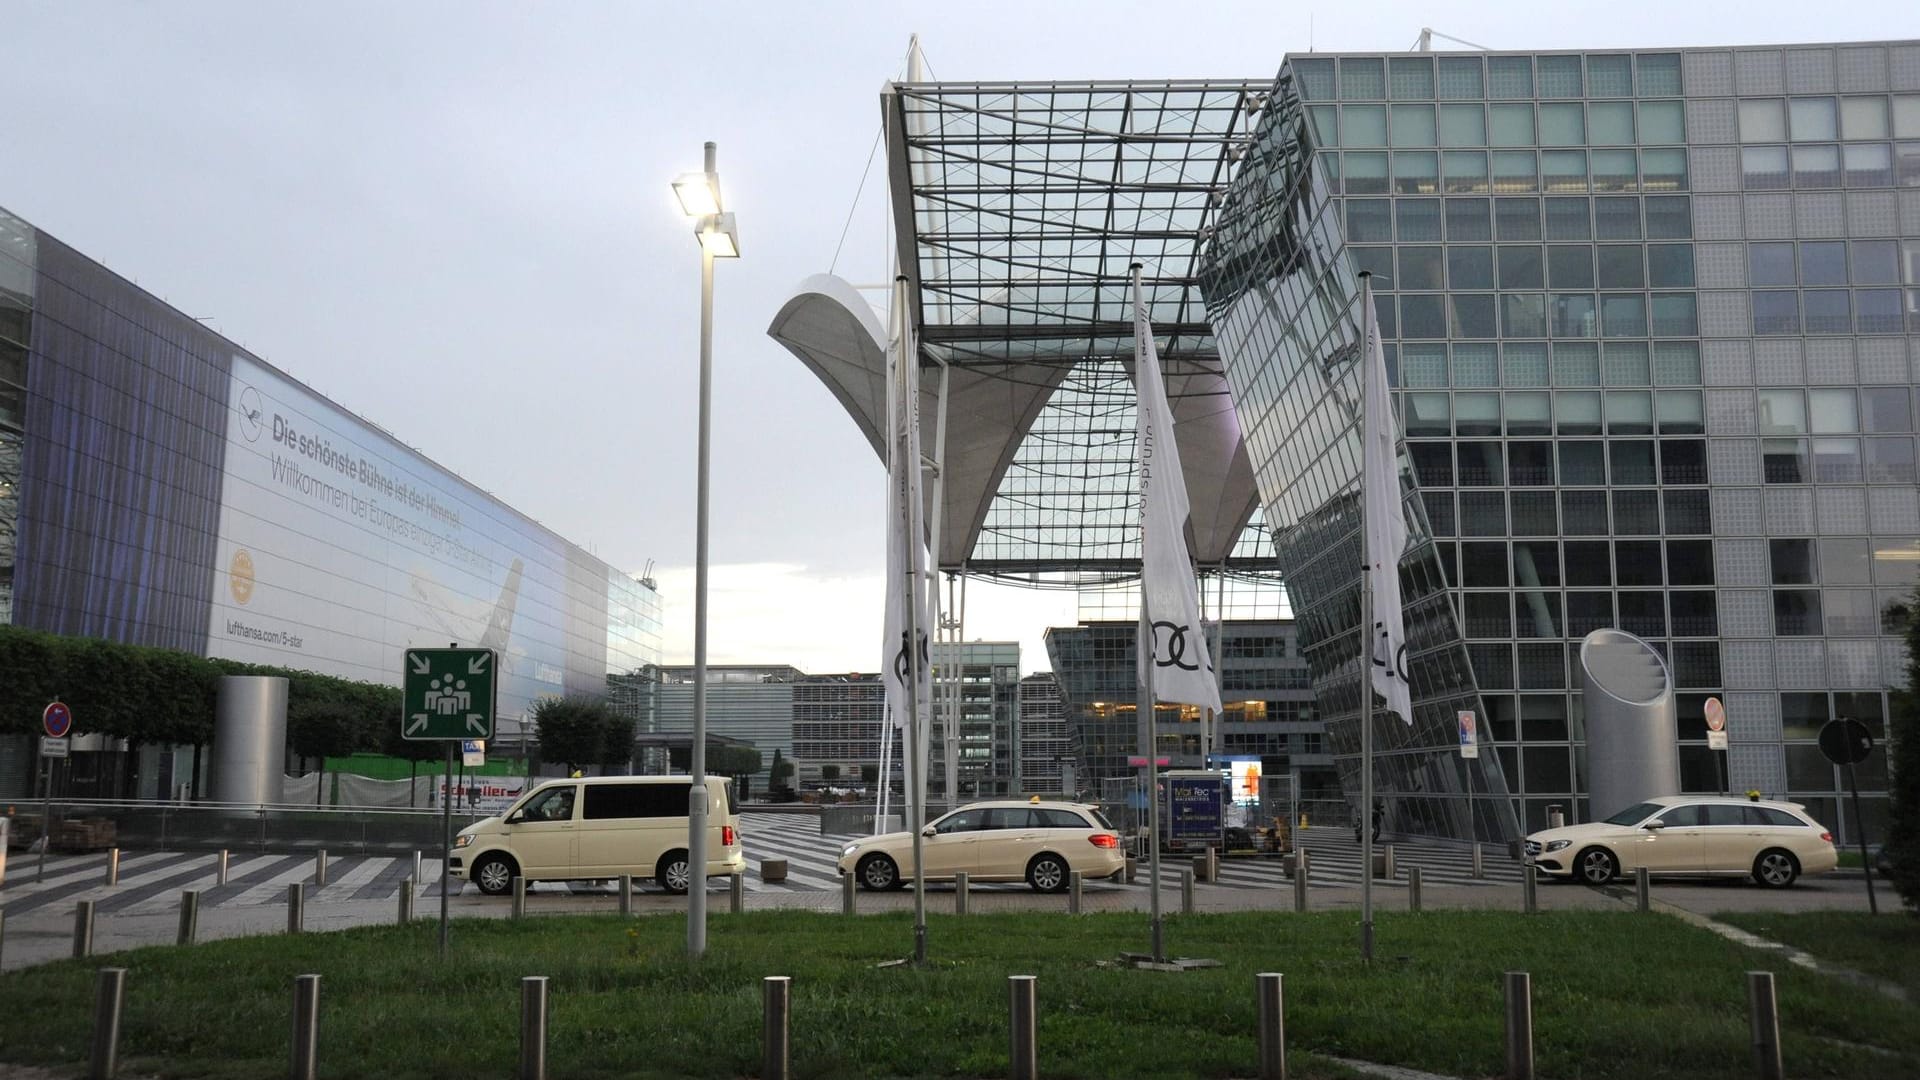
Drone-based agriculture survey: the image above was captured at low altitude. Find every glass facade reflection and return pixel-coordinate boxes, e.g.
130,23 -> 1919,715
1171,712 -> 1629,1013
1203,43 -> 1919,844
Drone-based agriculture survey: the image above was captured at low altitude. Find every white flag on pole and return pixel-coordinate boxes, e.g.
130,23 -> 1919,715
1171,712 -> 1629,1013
1132,270 -> 1223,716
882,322 -> 932,804
1361,280 -> 1414,725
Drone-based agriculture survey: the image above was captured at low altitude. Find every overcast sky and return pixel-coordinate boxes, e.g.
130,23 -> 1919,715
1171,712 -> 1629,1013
2,2 -> 1907,674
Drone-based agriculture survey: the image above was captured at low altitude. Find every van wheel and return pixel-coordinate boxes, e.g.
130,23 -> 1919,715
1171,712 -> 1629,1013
473,854 -> 518,897
1026,853 -> 1069,893
657,850 -> 692,895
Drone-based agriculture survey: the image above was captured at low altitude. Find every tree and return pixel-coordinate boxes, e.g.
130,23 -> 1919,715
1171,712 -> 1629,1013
821,764 -> 841,782
709,744 -> 763,778
769,749 -> 796,802
289,703 -> 367,806
1886,585 -> 1920,911
531,697 -> 614,775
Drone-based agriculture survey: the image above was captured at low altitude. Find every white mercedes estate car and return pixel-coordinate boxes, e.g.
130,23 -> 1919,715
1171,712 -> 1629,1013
837,800 -> 1125,893
1525,795 -> 1837,888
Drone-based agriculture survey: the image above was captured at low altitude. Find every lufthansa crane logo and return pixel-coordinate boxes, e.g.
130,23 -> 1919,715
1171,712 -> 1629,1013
1150,621 -> 1202,671
237,386 -> 264,442
892,629 -> 930,683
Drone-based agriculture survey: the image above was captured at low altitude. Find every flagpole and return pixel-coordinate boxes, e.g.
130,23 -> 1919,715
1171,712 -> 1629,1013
1358,270 -> 1376,964
896,271 -> 929,966
1131,263 -> 1167,964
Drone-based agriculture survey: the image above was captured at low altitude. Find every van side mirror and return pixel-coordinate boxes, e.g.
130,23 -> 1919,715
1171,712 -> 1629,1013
1643,820 -> 1665,831
922,825 -> 937,837
504,810 -> 524,825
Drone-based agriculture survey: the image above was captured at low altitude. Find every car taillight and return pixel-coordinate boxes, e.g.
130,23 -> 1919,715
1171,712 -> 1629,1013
1820,831 -> 1833,843
1089,833 -> 1119,848
722,825 -> 736,847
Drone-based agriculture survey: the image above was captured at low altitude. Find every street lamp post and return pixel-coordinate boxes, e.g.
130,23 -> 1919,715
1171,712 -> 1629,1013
674,141 -> 740,960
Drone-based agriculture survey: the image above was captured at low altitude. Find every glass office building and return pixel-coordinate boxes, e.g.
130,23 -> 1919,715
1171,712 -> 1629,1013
0,205 -> 661,797
1201,41 -> 1920,842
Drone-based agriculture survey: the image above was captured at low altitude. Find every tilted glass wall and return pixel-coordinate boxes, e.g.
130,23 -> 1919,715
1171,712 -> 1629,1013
1199,61 -> 1522,845
1206,42 -> 1920,844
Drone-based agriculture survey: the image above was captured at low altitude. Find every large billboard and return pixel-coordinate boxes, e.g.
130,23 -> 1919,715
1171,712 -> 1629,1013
206,353 -> 576,723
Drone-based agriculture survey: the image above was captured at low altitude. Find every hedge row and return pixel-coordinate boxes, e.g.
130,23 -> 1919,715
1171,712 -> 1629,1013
0,625 -> 411,758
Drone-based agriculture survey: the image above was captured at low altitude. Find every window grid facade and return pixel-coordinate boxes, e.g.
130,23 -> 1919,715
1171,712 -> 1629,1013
1206,42 -> 1916,843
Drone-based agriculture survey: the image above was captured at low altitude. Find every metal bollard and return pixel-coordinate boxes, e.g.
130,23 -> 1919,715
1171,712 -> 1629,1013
290,974 -> 321,1080
1069,870 -> 1083,915
1207,846 -> 1219,885
177,890 -> 199,946
1409,866 -> 1423,913
413,850 -> 423,886
398,878 -> 415,924
1504,971 -> 1534,1080
1748,971 -> 1783,1080
1255,972 -> 1286,1080
843,873 -> 857,916
1008,975 -> 1038,1080
1522,864 -> 1537,914
519,976 -> 549,1080
1293,850 -> 1309,913
74,900 -> 96,958
89,967 -> 127,1080
0,909 -> 6,969
287,883 -> 304,934
216,849 -> 229,886
618,874 -> 633,917
314,850 -> 327,888
105,848 -> 120,887
1635,866 -> 1650,913
955,871 -> 970,915
512,876 -> 526,919
1180,867 -> 1195,915
762,976 -> 792,1080
729,872 -> 743,914
1472,841 -> 1484,880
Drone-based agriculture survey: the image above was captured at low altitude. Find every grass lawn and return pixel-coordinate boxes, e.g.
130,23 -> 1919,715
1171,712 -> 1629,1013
1717,910 -> 1920,999
2,910 -> 1918,1079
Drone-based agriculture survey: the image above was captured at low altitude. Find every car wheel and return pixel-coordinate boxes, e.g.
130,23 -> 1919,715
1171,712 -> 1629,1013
1026,853 -> 1070,894
1576,846 -> 1618,886
657,850 -> 692,895
1753,849 -> 1799,888
472,854 -> 518,896
857,853 -> 900,892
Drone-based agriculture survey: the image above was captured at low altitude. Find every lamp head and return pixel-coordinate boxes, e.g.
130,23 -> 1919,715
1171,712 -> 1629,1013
697,212 -> 740,258
673,171 -> 722,218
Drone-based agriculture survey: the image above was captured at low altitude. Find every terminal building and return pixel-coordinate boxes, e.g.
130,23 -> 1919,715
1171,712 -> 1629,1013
0,205 -> 661,798
777,38 -> 1920,845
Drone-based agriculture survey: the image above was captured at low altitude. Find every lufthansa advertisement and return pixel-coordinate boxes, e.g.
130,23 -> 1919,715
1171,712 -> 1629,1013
206,353 -> 576,722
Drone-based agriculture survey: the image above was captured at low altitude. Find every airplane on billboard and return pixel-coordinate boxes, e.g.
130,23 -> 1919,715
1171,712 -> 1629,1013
410,557 -> 526,663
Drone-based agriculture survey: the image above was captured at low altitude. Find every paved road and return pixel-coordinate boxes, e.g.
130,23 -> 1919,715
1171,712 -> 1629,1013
0,816 -> 1885,972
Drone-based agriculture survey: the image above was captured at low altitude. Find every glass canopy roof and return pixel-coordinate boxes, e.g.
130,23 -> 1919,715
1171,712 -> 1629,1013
888,80 -> 1280,583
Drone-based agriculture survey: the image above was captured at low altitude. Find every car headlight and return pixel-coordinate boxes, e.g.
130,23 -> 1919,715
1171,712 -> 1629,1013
453,834 -> 475,849
1544,839 -> 1570,853
841,844 -> 859,859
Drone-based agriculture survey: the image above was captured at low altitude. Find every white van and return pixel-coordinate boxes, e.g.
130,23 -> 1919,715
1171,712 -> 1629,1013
449,775 -> 744,895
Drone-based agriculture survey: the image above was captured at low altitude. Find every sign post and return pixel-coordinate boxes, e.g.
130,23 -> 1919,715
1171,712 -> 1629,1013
1703,697 -> 1728,793
37,701 -> 74,883
402,646 -> 497,957
1818,717 -> 1878,915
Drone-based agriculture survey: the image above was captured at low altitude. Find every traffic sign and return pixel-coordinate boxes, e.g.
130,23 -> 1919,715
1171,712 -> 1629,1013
1818,718 -> 1873,766
462,739 -> 486,768
40,736 -> 70,759
1703,696 -> 1726,733
1707,730 -> 1729,750
43,700 -> 73,739
402,647 -> 497,741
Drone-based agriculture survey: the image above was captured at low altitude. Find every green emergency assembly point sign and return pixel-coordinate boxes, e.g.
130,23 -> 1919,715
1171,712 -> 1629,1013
403,647 -> 498,740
